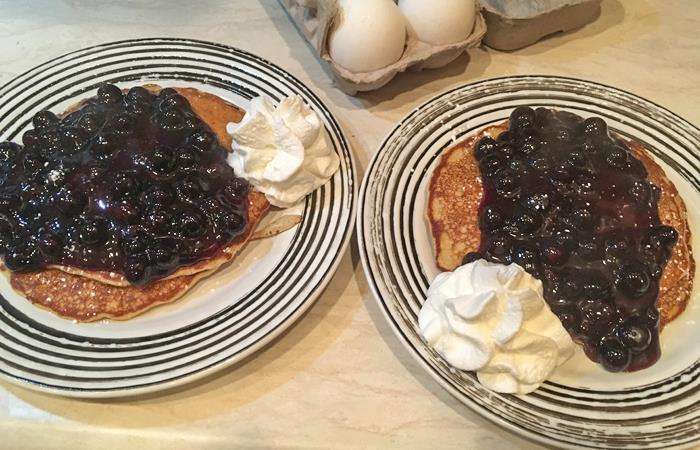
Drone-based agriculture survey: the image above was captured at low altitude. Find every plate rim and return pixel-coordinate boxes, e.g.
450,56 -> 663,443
357,74 -> 700,449
0,37 -> 358,398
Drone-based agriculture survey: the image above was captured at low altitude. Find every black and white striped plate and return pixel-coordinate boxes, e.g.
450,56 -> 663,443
0,38 -> 356,397
358,76 -> 699,449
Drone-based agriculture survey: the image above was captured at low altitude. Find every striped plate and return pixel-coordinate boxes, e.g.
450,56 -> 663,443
0,38 -> 356,397
358,76 -> 700,449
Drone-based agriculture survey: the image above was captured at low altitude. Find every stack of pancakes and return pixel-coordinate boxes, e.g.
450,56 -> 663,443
7,88 -> 269,322
428,121 -> 694,327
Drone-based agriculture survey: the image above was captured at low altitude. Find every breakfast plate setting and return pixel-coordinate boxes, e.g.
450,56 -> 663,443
358,76 -> 700,449
0,38 -> 356,397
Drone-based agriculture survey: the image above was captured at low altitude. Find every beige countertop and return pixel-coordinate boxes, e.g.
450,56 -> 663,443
0,1 -> 698,449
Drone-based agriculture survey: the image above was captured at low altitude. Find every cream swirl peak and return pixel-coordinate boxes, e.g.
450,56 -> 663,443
227,95 -> 339,208
418,259 -> 574,394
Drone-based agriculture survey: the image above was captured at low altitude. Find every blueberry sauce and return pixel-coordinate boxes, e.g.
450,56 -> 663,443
465,107 -> 678,372
0,84 -> 249,284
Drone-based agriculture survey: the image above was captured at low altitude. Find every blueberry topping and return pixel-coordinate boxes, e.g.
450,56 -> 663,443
0,83 -> 249,284
473,108 -> 676,372
598,337 -> 631,372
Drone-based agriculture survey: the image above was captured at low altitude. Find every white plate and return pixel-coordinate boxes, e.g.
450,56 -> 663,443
0,38 -> 356,397
358,76 -> 699,449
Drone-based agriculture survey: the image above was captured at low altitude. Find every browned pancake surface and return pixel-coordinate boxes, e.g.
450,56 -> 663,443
428,121 -> 694,326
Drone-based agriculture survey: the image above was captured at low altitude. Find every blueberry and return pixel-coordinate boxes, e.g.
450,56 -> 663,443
4,239 -> 42,271
461,251 -> 482,265
534,107 -> 554,126
154,109 -> 185,131
109,112 -> 133,135
644,307 -> 660,327
497,131 -> 512,142
123,259 -> 148,284
496,143 -> 515,160
552,126 -> 573,143
144,207 -> 172,235
566,150 -> 587,167
111,202 -> 140,224
176,149 -> 198,173
60,127 -> 88,155
147,243 -> 176,267
479,153 -> 505,178
508,158 -> 528,174
76,112 -> 103,135
148,145 -> 176,175
22,130 -> 39,149
126,86 -> 153,104
486,234 -> 512,263
577,235 -> 601,260
52,187 -> 86,215
112,172 -> 139,200
96,83 -> 123,104
122,233 -> 148,256
159,94 -> 190,112
0,142 -> 20,163
180,210 -> 206,238
605,233 -> 631,258
157,88 -> 178,99
604,146 -> 629,169
598,337 -> 631,372
494,169 -> 519,197
214,208 -> 245,236
221,178 -> 248,207
479,206 -> 504,232
552,164 -> 572,182
90,134 -> 118,159
648,225 -> 678,248
526,152 -> 549,172
174,178 -> 202,203
78,216 -> 108,246
187,130 -> 215,153
615,263 -> 651,298
522,192 -> 549,212
567,207 -> 594,230
515,210 -> 542,234
512,244 -> 539,272
580,271 -> 611,301
32,110 -> 59,129
541,243 -> 568,266
38,232 -> 63,258
582,117 -> 608,137
140,184 -> 173,206
509,106 -> 536,131
629,180 -> 651,205
552,227 -> 576,250
618,318 -> 652,353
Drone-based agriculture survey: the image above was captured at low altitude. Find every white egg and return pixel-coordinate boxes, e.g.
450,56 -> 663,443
399,0 -> 476,45
328,0 -> 406,73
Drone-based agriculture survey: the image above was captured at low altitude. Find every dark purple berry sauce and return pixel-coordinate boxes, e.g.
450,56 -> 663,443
465,106 -> 678,372
0,84 -> 249,285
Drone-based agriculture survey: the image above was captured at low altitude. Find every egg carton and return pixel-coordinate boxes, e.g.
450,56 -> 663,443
481,0 -> 602,51
279,0 -> 486,95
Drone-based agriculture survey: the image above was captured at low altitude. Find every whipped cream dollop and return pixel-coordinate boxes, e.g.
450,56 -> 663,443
226,95 -> 339,208
418,260 -> 574,394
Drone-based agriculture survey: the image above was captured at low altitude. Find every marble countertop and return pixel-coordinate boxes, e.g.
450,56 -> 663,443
1,1 -> 698,449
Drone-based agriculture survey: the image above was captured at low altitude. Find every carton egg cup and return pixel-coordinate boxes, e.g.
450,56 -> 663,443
279,0 -> 487,95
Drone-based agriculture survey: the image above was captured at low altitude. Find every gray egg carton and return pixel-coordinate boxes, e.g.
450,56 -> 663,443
481,0 -> 602,51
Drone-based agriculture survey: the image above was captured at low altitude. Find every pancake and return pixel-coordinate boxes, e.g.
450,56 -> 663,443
45,85 -> 257,286
6,86 -> 272,321
10,190 -> 268,321
428,121 -> 694,327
